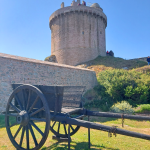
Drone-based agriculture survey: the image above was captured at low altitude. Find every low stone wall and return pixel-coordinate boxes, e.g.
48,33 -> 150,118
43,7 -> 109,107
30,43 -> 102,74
0,53 -> 97,113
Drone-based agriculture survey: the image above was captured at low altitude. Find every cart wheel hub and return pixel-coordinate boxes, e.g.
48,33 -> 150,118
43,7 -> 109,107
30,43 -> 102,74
17,110 -> 29,126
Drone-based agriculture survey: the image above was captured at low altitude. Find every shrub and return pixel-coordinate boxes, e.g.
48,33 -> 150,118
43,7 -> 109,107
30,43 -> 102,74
97,69 -> 150,105
110,101 -> 134,114
44,55 -> 56,62
109,50 -> 114,57
125,85 -> 149,105
84,97 -> 113,112
134,104 -> 150,113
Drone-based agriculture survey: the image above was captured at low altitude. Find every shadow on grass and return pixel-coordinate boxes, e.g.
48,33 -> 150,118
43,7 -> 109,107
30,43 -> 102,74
0,114 -> 17,128
42,141 -> 120,150
0,114 -> 5,128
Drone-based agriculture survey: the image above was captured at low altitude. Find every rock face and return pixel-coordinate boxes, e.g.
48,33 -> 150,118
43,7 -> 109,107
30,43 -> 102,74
45,55 -> 57,63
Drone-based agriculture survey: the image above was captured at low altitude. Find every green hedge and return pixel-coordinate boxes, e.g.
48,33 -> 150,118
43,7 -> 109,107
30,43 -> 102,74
134,104 -> 150,113
97,69 -> 150,106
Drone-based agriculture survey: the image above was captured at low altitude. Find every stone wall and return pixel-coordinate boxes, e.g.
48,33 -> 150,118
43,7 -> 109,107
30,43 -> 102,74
0,53 -> 97,113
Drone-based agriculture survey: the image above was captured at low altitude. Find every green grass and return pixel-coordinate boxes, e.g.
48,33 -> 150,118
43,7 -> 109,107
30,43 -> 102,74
0,115 -> 5,128
0,114 -> 17,128
77,56 -> 149,77
77,56 -> 147,70
1,114 -> 150,150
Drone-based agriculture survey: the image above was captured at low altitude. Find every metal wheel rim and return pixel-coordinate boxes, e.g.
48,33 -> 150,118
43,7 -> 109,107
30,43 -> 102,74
5,84 -> 50,150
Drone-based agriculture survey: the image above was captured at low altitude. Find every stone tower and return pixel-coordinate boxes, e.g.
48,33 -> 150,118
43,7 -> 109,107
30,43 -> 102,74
49,1 -> 107,66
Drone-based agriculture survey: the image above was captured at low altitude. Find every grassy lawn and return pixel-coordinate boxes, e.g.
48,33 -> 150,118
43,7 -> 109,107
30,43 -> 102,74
0,114 -> 150,150
77,56 -> 150,77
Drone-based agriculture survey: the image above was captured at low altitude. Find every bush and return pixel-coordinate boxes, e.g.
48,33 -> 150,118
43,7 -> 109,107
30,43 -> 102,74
110,101 -> 134,114
109,50 -> 114,57
44,55 -> 56,62
97,69 -> 150,106
134,104 -> 150,113
84,97 -> 113,112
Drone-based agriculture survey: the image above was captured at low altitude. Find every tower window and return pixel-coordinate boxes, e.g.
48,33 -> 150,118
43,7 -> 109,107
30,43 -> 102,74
100,31 -> 102,34
82,31 -> 84,35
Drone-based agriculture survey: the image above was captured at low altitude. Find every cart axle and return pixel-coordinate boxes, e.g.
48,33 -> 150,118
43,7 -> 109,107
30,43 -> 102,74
17,110 -> 29,126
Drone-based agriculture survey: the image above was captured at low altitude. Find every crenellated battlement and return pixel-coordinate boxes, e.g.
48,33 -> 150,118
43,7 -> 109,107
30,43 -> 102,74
49,5 -> 107,29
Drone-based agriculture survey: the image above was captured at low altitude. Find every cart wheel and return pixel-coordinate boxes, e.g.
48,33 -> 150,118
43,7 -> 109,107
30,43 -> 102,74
50,116 -> 81,138
5,84 -> 50,150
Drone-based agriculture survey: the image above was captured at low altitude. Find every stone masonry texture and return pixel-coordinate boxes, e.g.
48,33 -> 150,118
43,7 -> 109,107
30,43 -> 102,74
49,4 -> 107,66
0,53 -> 97,113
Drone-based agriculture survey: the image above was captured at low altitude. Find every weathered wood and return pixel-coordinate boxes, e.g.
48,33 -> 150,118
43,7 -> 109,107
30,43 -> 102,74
86,110 -> 150,121
88,116 -> 90,149
5,84 -> 50,150
6,83 -> 150,150
52,115 -> 150,140
68,124 -> 71,150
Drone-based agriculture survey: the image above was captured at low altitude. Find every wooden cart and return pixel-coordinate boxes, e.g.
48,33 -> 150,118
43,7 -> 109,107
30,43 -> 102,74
4,84 -> 150,150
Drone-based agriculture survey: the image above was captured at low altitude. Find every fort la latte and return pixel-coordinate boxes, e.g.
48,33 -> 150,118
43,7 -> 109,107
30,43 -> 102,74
49,0 -> 107,66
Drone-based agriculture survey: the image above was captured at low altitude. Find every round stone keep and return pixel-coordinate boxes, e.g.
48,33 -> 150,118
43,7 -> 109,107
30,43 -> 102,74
49,1 -> 107,66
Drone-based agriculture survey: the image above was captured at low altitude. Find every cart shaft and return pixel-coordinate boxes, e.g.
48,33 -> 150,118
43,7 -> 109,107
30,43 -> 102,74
52,115 -> 150,141
86,110 -> 150,121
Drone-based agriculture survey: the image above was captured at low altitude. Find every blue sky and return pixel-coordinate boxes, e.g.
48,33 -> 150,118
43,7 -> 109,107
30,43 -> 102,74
0,0 -> 150,61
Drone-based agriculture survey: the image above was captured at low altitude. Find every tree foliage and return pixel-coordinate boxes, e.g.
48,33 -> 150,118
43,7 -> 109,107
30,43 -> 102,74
97,69 -> 150,106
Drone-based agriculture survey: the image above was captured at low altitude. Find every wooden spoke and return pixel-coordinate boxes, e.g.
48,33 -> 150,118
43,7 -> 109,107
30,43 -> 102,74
13,125 -> 22,139
28,124 -> 38,146
26,89 -> 31,111
9,103 -> 21,113
5,84 -> 50,150
26,126 -> 29,150
28,96 -> 39,113
30,117 -> 46,122
68,124 -> 71,149
19,127 -> 25,147
64,124 -> 67,135
22,89 -> 26,110
29,121 -> 44,136
29,107 -> 44,117
57,122 -> 60,133
70,125 -> 75,132
52,121 -> 56,128
14,94 -> 23,110
9,122 -> 18,128
6,113 -> 17,117
50,121 -> 80,138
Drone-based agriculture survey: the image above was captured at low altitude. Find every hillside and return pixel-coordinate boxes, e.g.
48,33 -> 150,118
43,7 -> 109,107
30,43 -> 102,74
77,56 -> 148,75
